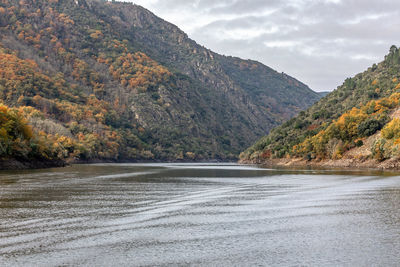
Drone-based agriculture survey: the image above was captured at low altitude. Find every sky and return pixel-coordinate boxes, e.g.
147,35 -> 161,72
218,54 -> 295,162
124,0 -> 400,92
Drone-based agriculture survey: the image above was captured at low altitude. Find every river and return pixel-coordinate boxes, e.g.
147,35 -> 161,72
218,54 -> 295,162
1,163 -> 400,266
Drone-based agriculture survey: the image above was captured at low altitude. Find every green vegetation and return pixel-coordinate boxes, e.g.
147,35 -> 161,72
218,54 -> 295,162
0,0 -> 320,165
0,104 -> 66,162
241,46 -> 400,162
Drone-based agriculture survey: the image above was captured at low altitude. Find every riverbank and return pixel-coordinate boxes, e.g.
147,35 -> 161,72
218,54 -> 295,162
0,158 -> 67,170
0,158 -> 237,170
240,157 -> 400,170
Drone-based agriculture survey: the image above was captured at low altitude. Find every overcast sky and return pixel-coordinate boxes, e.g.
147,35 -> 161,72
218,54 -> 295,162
125,0 -> 400,92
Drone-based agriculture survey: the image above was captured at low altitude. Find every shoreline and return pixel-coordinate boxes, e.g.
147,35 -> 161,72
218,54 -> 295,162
3,156 -> 400,171
4,155 -> 400,171
0,158 -> 238,171
239,157 -> 400,171
0,158 -> 67,170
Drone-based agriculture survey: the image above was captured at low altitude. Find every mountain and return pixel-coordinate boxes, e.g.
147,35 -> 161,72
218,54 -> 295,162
318,91 -> 330,98
241,46 -> 400,169
0,0 -> 320,166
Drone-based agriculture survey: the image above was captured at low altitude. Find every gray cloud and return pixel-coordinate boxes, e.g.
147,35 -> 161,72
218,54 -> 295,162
127,0 -> 400,92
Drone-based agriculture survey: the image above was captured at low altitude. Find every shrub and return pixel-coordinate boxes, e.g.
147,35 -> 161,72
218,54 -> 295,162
372,138 -> 386,161
357,118 -> 384,137
355,139 -> 364,147
382,118 -> 400,139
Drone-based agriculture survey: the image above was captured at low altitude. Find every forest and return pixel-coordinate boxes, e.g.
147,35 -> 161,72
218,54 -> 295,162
0,0 -> 321,165
241,46 -> 400,163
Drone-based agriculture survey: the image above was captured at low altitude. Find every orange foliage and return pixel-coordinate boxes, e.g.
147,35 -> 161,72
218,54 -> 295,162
109,52 -> 171,91
293,92 -> 400,159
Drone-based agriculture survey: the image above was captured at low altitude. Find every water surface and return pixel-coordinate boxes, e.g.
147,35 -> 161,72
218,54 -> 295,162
1,163 -> 400,266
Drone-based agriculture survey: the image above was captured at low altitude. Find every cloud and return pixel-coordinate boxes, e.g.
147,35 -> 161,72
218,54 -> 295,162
126,0 -> 400,92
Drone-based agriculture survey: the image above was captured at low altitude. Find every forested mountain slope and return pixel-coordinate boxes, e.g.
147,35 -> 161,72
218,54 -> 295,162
0,0 -> 320,165
241,46 -> 400,167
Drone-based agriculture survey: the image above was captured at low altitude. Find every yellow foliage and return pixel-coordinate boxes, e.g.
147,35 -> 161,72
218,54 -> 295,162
382,118 -> 400,139
292,92 -> 400,159
185,152 -> 196,159
90,30 -> 103,39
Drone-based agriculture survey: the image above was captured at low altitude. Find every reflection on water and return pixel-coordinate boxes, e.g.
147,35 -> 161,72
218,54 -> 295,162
1,163 -> 400,266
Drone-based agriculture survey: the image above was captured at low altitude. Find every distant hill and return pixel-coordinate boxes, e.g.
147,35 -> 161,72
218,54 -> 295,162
318,91 -> 330,98
241,46 -> 400,169
0,0 -> 320,166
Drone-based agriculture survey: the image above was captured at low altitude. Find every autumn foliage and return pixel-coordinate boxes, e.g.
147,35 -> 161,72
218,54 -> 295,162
292,92 -> 400,160
241,45 -> 400,163
0,104 -> 66,160
0,0 -> 177,162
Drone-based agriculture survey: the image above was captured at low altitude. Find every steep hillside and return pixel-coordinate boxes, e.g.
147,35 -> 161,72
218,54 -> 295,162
0,0 -> 320,164
0,103 -> 66,169
241,46 -> 400,168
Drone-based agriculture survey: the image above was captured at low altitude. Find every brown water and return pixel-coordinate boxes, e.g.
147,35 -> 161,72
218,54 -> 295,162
1,163 -> 400,266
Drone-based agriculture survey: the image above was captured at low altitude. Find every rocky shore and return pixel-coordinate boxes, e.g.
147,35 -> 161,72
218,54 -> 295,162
240,157 -> 400,170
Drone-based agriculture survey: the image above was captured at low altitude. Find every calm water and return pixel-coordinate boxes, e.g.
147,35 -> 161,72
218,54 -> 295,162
1,163 -> 400,266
